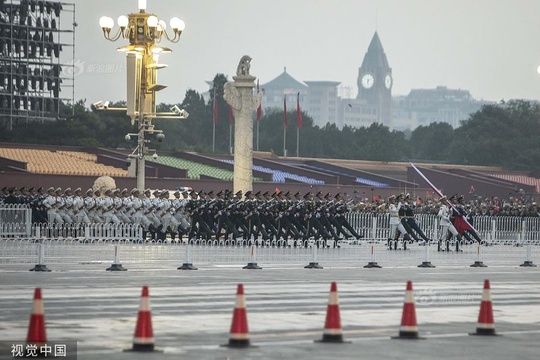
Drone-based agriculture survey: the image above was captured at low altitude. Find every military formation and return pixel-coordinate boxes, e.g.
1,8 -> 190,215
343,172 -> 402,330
385,192 -> 483,252
1,186 -> 363,246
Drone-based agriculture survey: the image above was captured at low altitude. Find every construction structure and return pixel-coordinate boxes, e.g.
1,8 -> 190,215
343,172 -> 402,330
0,0 -> 75,130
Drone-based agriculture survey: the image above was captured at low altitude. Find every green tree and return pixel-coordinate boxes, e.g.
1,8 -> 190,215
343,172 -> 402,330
410,122 -> 454,161
449,100 -> 540,172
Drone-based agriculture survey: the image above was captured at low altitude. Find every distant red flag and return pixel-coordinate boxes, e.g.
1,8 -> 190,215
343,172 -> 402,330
296,92 -> 303,129
228,104 -> 234,125
256,79 -> 262,121
283,95 -> 288,129
213,87 -> 218,124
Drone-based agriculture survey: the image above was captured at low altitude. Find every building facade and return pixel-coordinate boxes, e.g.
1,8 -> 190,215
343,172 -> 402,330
356,31 -> 393,127
254,32 -> 492,131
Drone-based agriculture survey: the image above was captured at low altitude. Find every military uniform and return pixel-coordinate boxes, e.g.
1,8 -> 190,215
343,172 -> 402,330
438,195 -> 462,251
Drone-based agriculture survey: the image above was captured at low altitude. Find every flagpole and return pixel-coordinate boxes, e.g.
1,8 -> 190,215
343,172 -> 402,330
295,92 -> 302,158
212,121 -> 216,152
256,79 -> 261,152
296,126 -> 299,157
256,120 -> 259,151
283,94 -> 287,157
283,127 -> 286,157
212,86 -> 217,153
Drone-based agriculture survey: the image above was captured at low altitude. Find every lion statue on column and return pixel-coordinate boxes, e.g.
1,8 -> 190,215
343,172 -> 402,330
236,55 -> 251,76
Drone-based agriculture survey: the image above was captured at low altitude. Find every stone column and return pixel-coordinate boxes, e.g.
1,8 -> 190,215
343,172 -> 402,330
223,56 -> 262,195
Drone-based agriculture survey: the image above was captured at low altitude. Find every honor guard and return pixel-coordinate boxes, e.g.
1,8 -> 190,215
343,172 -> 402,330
402,194 -> 431,243
437,195 -> 463,252
333,193 -> 364,241
43,187 -> 63,225
387,195 -> 408,250
102,189 -> 121,224
114,189 -> 131,224
72,188 -> 90,225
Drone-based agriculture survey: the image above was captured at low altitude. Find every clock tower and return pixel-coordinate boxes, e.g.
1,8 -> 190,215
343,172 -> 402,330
357,31 -> 393,126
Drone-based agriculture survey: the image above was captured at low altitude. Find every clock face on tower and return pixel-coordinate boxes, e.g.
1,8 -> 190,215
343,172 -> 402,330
385,74 -> 392,89
361,73 -> 374,89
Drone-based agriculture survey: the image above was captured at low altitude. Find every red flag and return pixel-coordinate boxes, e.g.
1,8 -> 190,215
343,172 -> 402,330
228,104 -> 234,125
296,92 -> 303,128
213,87 -> 218,124
256,79 -> 262,121
283,95 -> 288,129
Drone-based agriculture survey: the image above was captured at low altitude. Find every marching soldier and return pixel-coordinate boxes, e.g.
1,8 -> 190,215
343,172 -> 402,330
43,187 -> 63,225
102,189 -> 121,224
256,191 -> 279,242
85,188 -> 102,223
171,190 -> 190,241
402,194 -> 431,243
158,190 -> 180,241
438,195 -> 463,252
114,189 -> 132,224
54,187 -> 73,225
452,195 -> 483,244
387,194 -> 408,250
73,187 -> 91,225
62,188 -> 77,223
131,188 -> 159,240
333,193 -> 364,241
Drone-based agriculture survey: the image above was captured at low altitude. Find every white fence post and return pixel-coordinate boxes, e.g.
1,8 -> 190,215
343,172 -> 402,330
305,241 -> 323,269
29,240 -> 51,272
178,241 -> 198,270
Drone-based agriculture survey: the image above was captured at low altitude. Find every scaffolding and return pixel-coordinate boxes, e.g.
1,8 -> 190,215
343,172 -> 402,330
0,0 -> 75,130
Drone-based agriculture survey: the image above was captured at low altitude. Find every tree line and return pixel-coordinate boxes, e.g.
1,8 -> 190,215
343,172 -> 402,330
1,74 -> 539,176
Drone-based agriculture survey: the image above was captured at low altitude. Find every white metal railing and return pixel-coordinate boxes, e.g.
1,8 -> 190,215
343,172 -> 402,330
2,211 -> 540,267
346,213 -> 540,244
0,205 -> 32,237
0,238 -> 537,268
2,207 -> 540,245
0,222 -> 143,242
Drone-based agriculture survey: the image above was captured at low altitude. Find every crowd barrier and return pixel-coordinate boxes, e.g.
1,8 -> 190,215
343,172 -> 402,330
1,207 -> 540,268
0,236 -> 538,269
0,205 -> 31,237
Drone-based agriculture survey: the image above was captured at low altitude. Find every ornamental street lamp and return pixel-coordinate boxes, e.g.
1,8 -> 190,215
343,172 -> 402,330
98,0 -> 188,191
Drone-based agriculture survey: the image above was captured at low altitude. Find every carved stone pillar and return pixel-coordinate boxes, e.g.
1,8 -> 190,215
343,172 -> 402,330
223,56 -> 262,195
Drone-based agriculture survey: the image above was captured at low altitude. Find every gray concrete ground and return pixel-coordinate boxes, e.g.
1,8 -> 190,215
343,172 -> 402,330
0,250 -> 539,360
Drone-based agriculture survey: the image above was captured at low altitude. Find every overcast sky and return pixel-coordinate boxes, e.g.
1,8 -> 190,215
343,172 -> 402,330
71,0 -> 540,106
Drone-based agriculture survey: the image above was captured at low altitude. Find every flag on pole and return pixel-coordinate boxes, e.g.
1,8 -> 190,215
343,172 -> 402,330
213,87 -> 218,124
296,92 -> 303,129
283,95 -> 288,129
256,79 -> 262,121
228,104 -> 234,125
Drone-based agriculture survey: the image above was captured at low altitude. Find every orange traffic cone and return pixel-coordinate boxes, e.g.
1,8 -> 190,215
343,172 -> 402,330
317,282 -> 345,343
393,281 -> 423,339
26,288 -> 47,348
225,284 -> 251,348
471,280 -> 498,336
131,286 -> 156,351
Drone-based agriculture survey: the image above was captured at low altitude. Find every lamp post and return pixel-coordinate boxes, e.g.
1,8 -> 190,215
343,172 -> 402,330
98,0 -> 186,191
